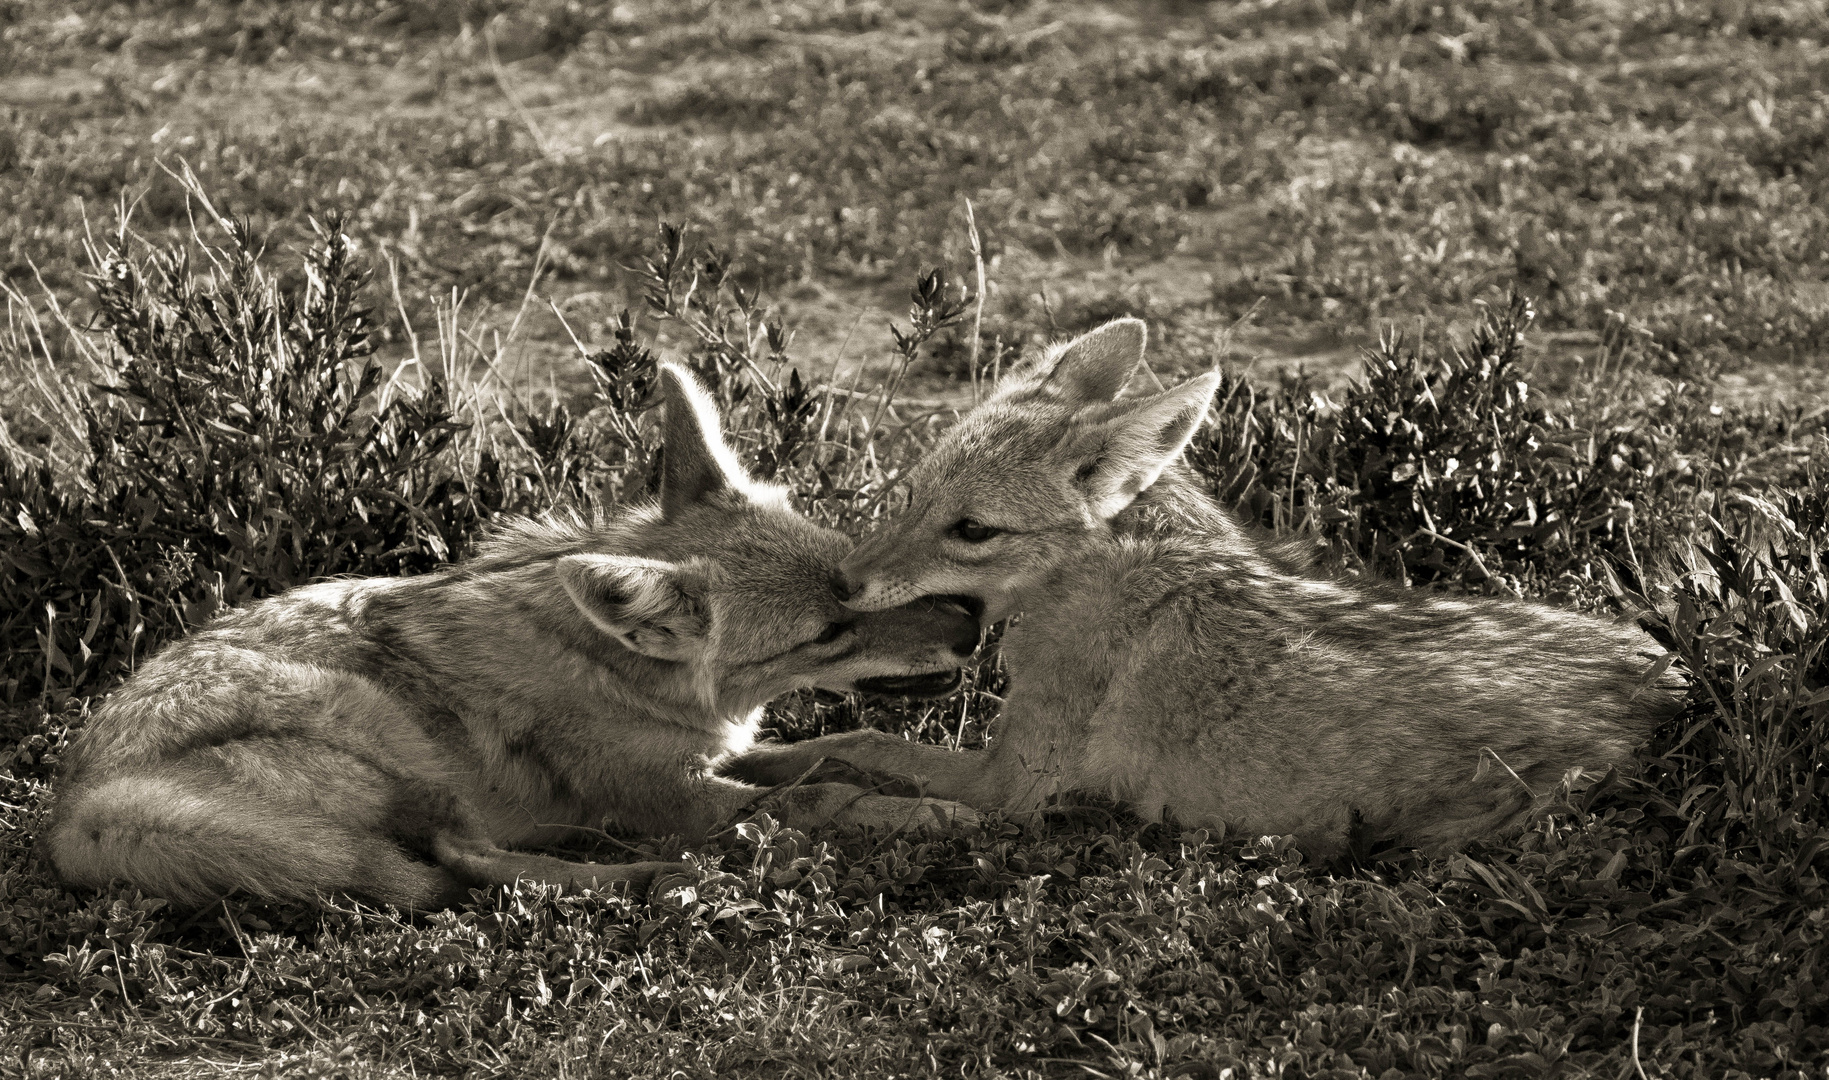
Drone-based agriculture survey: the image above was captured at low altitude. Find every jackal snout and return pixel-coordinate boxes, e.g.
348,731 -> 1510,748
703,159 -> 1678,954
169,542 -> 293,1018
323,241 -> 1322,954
834,542 -> 992,632
848,593 -> 983,698
832,547 -> 908,611
834,537 -> 968,616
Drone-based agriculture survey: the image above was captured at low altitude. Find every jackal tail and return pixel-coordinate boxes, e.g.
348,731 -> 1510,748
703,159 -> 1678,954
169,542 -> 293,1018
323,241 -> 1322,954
48,774 -> 462,909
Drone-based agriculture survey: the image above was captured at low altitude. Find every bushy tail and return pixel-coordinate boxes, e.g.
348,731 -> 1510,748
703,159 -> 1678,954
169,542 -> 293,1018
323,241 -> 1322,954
47,773 -> 455,909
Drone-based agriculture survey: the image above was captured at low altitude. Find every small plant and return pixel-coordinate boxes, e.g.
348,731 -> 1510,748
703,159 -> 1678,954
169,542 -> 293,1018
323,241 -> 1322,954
1192,292 -> 1816,603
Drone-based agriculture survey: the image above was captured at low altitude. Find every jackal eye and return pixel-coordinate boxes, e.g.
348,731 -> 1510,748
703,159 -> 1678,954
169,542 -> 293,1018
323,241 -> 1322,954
812,621 -> 850,645
951,517 -> 1001,543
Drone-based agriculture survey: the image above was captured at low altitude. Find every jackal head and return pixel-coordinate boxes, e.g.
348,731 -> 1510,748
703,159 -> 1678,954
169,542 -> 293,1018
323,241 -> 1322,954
555,364 -> 980,713
834,318 -> 1221,622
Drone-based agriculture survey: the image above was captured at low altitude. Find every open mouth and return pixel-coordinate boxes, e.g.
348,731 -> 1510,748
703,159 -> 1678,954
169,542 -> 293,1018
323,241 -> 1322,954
855,669 -> 964,699
929,594 -> 986,621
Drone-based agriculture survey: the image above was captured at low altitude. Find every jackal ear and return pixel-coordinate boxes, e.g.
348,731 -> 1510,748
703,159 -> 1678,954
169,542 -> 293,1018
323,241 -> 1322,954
657,362 -> 783,518
557,553 -> 710,661
1071,371 -> 1222,519
1013,318 -> 1147,405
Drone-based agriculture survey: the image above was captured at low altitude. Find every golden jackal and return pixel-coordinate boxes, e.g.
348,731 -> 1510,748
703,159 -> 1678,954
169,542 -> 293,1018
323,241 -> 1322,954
48,364 -> 980,909
725,320 -> 1684,857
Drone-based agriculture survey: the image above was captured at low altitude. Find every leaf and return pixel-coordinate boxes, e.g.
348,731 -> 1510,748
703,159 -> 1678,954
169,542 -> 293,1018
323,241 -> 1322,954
1586,851 -> 1628,885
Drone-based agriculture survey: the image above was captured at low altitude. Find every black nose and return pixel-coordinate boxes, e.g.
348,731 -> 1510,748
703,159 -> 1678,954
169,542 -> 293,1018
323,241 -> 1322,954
829,568 -> 856,603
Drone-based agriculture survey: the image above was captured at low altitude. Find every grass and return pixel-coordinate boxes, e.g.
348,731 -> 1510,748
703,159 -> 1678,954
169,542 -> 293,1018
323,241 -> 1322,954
2,1 -> 1828,1076
6,0 -> 1829,385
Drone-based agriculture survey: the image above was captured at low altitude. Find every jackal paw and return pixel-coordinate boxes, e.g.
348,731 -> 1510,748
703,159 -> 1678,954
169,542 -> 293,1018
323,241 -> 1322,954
568,859 -> 694,895
716,746 -> 790,787
921,798 -> 981,830
723,747 -> 924,797
850,794 -> 980,833
718,745 -> 820,787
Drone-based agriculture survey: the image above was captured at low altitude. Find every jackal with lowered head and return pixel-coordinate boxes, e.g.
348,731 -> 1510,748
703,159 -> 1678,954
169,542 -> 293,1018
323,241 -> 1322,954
724,320 -> 1683,857
48,365 -> 980,909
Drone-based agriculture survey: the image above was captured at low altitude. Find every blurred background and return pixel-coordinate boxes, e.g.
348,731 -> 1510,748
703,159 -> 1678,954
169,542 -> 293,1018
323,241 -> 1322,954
4,0 -> 1825,406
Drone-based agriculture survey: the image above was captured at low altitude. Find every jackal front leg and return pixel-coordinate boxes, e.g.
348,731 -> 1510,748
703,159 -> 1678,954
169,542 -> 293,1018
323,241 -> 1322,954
432,833 -> 690,897
720,731 -> 1044,816
695,771 -> 979,835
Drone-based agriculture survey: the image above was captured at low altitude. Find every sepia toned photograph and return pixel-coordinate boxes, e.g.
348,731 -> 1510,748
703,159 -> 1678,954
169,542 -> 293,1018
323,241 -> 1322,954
1,1 -> 1824,1076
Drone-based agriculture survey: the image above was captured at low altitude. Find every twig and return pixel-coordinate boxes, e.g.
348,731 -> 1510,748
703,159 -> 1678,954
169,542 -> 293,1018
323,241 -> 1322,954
965,199 -> 987,404
820,385 -> 955,409
1477,746 -> 1539,798
1415,528 -> 1522,598
1287,410 -> 1303,534
8,1013 -> 266,1052
1631,1006 -> 1649,1080
1139,350 -> 1169,393
703,756 -> 839,841
548,297 -> 593,361
219,898 -> 253,960
486,28 -> 560,161
1213,296 -> 1266,376
527,820 -> 657,858
865,343 -> 917,438
813,308 -> 869,460
826,312 -> 878,435
504,213 -> 565,353
1413,507 -> 1524,599
113,944 -> 137,1011
380,253 -> 424,406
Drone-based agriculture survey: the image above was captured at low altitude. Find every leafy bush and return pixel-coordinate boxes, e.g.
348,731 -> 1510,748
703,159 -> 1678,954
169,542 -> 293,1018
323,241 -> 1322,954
1198,293 -> 1823,601
0,208 -> 596,705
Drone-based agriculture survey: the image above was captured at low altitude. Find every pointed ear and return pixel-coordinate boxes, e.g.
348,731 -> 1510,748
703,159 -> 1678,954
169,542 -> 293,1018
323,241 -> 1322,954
657,362 -> 776,518
1008,318 -> 1147,405
557,553 -> 710,660
1070,371 -> 1221,519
